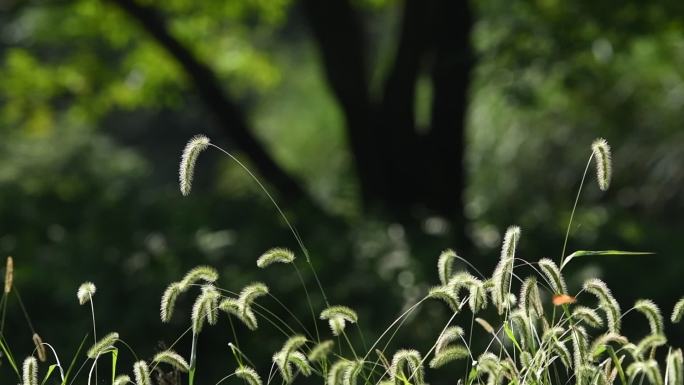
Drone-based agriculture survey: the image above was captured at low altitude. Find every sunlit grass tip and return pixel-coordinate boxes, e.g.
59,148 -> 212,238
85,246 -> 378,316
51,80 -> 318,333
583,278 -> 621,333
667,348 -> 683,385
435,326 -> 464,354
160,281 -> 183,323
4,256 -> 13,294
179,265 -> 219,288
77,281 -> 96,305
113,375 -> 131,385
308,340 -> 334,362
672,297 -> 684,323
179,134 -> 210,196
235,366 -> 263,385
87,332 -> 119,359
437,249 -> 457,285
501,225 -> 521,260
238,282 -> 269,309
591,138 -> 612,191
32,333 -> 47,362
153,350 -> 190,372
320,305 -> 358,336
191,285 -> 220,333
391,349 -> 424,384
133,360 -> 152,385
634,299 -> 664,335
256,248 -> 295,268
23,356 -> 38,385
538,258 -> 567,295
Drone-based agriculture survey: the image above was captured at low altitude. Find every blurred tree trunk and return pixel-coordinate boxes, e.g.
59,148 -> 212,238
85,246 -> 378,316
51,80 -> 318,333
302,0 -> 473,240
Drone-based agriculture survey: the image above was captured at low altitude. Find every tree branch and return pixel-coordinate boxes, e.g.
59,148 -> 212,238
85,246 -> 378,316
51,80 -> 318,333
108,0 -> 316,208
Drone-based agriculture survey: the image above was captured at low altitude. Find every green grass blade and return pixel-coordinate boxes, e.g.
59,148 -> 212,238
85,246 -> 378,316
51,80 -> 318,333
561,250 -> 654,269
0,334 -> 19,378
503,323 -> 523,354
41,364 -> 58,385
111,348 -> 118,383
61,334 -> 89,385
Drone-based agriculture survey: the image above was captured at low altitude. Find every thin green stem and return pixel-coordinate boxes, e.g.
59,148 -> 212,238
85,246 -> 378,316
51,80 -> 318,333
560,154 -> 594,269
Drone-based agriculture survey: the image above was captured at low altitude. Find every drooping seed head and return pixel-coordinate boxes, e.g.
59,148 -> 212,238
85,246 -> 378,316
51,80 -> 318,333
583,278 -> 621,333
437,249 -> 457,285
308,340 -> 334,362
520,276 -> 544,317
435,326 -> 464,355
113,375 -> 131,385
591,138 -> 612,191
152,350 -> 189,372
538,258 -> 567,295
179,265 -> 219,288
160,282 -> 183,323
636,334 -> 667,358
634,299 -> 664,335
191,285 -> 220,333
179,135 -> 210,196
235,366 -> 263,385
327,360 -> 349,385
256,248 -> 295,268
672,297 -> 684,323
238,282 -> 269,309
341,359 -> 364,385
428,285 -> 460,313
32,333 -> 46,362
77,282 -> 96,305
22,356 -> 38,385
475,317 -> 495,334
573,306 -> 604,329
4,256 -> 13,294
133,361 -> 151,385
320,306 -> 358,324
87,332 -> 119,359
391,349 -> 424,385
590,333 -> 628,358
429,345 -> 468,369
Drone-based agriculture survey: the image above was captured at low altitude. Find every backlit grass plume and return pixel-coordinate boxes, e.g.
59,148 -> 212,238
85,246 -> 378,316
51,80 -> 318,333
22,356 -> 38,385
273,336 -> 312,383
437,249 -> 457,285
77,281 -> 96,305
667,348 -> 683,385
179,135 -> 210,196
591,138 -> 612,191
180,265 -> 219,288
390,349 -> 424,385
320,306 -> 358,336
113,375 -> 131,385
4,256 -> 12,294
635,299 -> 664,335
235,366 -> 263,385
429,346 -> 468,369
191,285 -> 219,333
428,285 -> 460,313
133,361 -> 152,385
584,278 -> 621,333
572,306 -> 604,328
672,297 -> 684,323
160,282 -> 183,323
87,332 -> 119,358
538,258 -> 567,294
519,276 -> 544,317
491,226 -> 520,314
153,350 -> 190,372
308,340 -> 334,362
257,248 -> 295,268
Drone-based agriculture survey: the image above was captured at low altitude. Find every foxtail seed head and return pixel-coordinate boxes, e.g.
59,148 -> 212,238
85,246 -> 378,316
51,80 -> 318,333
180,265 -> 219,288
160,282 -> 183,323
256,248 -> 295,268
87,332 -> 119,359
77,281 -> 96,305
4,256 -> 13,294
591,138 -> 612,191
113,375 -> 131,385
179,135 -> 210,196
23,356 -> 38,385
437,249 -> 457,285
308,340 -> 334,362
667,348 -> 683,385
32,333 -> 47,362
391,349 -> 424,385
672,297 -> 684,323
152,350 -> 189,372
235,367 -> 263,385
133,361 -> 152,385
634,299 -> 664,335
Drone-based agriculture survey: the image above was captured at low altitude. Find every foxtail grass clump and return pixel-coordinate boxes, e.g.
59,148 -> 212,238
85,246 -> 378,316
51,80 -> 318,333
179,135 -> 210,196
4,136 -> 681,385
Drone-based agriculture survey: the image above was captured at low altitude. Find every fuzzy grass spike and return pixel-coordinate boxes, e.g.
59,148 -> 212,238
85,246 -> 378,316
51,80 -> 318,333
179,135 -> 210,196
153,350 -> 190,372
87,332 -> 119,359
256,248 -> 295,268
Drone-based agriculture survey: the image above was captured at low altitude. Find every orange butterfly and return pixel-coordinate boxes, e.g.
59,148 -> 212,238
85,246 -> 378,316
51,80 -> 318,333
552,294 -> 577,306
